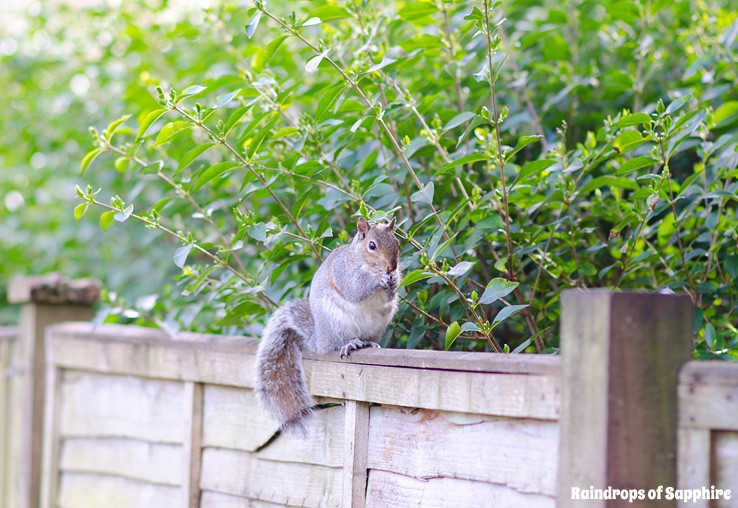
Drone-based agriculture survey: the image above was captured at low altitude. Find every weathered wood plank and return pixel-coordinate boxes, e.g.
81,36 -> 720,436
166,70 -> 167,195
200,447 -> 342,507
676,428 -> 710,508
47,325 -> 560,418
0,326 -> 18,340
39,366 -> 61,508
713,431 -> 738,508
58,438 -> 182,486
558,291 -> 691,508
679,362 -> 738,431
367,405 -> 558,496
365,469 -> 555,508
343,400 -> 369,508
59,371 -> 185,443
306,362 -> 559,419
305,348 -> 560,375
182,382 -> 204,508
0,334 -> 12,507
47,331 -> 256,388
53,323 -> 560,378
202,385 -> 344,466
57,472 -> 180,508
200,490 -> 298,508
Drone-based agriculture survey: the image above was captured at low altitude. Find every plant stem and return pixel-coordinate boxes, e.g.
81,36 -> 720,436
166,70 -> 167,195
172,104 -> 322,262
482,0 -> 515,281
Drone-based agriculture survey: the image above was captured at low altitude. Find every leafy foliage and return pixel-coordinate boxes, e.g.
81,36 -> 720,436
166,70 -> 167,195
15,0 -> 738,358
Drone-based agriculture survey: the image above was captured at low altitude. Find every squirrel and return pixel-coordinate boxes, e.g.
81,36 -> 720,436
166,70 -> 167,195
255,216 -> 401,433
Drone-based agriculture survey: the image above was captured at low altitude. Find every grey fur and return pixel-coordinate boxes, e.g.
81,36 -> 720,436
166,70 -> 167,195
255,219 -> 400,433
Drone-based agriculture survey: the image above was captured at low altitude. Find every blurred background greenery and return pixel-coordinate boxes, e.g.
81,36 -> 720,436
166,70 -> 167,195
2,0 -> 737,357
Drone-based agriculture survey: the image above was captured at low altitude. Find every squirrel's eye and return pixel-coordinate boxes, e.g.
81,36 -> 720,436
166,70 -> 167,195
368,241 -> 377,250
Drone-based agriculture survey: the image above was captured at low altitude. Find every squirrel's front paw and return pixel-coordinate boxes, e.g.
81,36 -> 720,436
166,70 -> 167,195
379,271 -> 398,292
340,338 -> 381,358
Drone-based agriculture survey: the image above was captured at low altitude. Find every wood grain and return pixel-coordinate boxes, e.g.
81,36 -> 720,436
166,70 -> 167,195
200,490 -> 299,508
558,291 -> 691,508
367,405 -> 558,496
365,469 -> 555,508
59,371 -> 185,443
182,382 -> 204,508
202,385 -> 344,466
199,447 -> 342,507
679,361 -> 738,431
342,400 -> 369,508
59,437 -> 182,486
306,362 -> 559,419
57,472 -> 180,508
713,431 -> 738,508
676,428 -> 710,508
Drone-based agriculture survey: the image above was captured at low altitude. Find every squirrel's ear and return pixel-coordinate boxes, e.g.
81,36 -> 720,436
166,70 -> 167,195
357,217 -> 369,238
388,217 -> 396,230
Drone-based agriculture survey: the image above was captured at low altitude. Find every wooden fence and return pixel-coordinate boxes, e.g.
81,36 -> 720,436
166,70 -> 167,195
1,276 -> 737,508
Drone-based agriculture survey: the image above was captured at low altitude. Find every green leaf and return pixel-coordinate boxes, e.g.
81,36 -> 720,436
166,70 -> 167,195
315,84 -> 347,121
614,113 -> 651,127
361,57 -> 396,76
74,203 -> 89,220
512,327 -> 550,354
398,1 -> 438,22
224,106 -> 251,136
100,211 -> 116,232
245,11 -> 261,38
456,115 -> 489,149
704,322 -> 716,349
411,182 -> 435,204
173,245 -> 193,268
493,304 -> 528,326
398,269 -> 434,288
80,148 -> 105,175
404,137 -> 429,158
514,159 -> 557,183
400,34 -> 444,52
439,153 -> 490,173
616,156 -> 658,175
247,222 -> 267,242
260,35 -> 289,67
175,143 -> 217,176
136,108 -> 168,141
479,278 -> 519,305
725,255 -> 738,279
154,121 -> 192,147
105,114 -> 131,140
247,115 -> 280,157
580,176 -> 638,194
447,261 -> 475,277
181,85 -> 206,96
190,162 -> 240,192
442,112 -> 476,131
613,130 -> 649,154
444,321 -> 462,350
665,95 -> 692,115
505,135 -> 541,162
214,89 -> 241,109
309,2 -> 351,20
713,101 -> 738,127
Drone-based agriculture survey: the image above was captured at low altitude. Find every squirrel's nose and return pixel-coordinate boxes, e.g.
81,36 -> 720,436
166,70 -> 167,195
386,262 -> 397,273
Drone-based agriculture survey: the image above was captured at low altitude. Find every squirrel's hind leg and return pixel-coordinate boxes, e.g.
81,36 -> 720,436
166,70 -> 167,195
340,338 -> 381,358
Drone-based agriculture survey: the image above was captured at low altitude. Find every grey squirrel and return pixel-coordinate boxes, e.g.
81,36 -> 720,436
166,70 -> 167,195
255,217 -> 401,433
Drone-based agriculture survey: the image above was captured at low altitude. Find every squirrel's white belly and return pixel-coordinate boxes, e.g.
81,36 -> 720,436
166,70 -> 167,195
331,291 -> 394,339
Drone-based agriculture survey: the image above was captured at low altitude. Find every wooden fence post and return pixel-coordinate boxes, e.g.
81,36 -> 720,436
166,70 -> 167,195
6,274 -> 100,508
558,290 -> 692,507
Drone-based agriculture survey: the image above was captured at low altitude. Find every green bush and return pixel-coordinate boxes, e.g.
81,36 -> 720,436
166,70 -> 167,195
72,0 -> 737,358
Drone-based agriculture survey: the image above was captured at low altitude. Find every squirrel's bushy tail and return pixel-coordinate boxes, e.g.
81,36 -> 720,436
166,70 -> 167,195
255,299 -> 314,434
